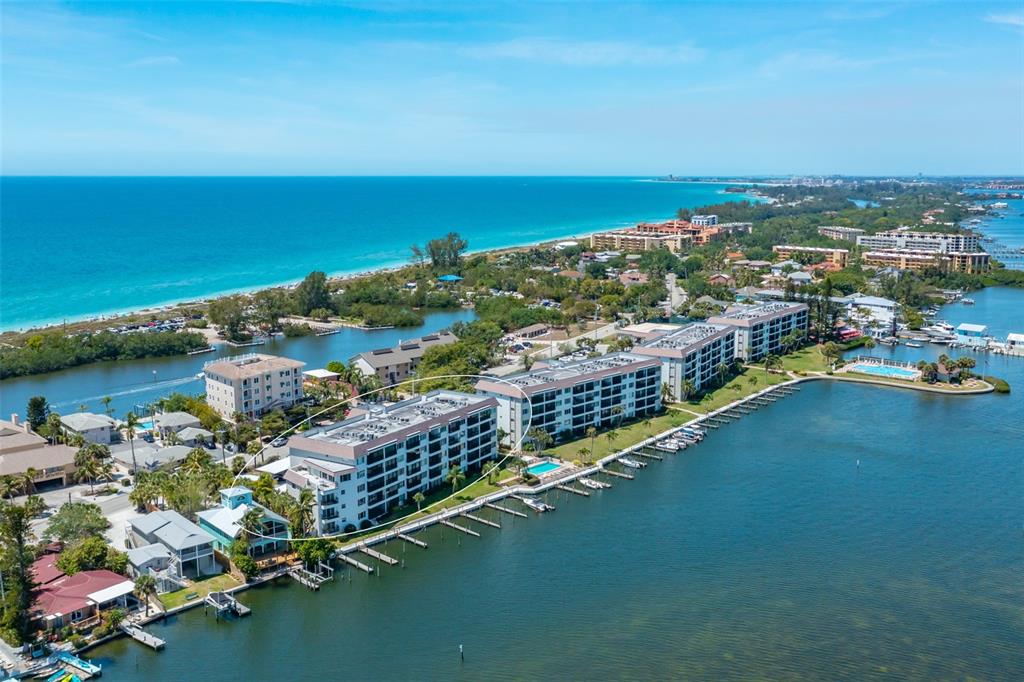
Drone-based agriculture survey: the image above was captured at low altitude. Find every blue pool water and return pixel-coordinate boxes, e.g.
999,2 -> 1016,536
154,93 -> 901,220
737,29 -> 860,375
848,363 -> 918,379
527,461 -> 562,475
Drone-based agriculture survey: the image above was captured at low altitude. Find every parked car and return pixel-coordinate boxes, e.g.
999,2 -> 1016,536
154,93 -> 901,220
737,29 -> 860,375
270,437 -> 288,448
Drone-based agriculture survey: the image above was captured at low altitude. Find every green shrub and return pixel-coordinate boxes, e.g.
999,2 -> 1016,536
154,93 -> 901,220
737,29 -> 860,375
984,375 -> 1011,393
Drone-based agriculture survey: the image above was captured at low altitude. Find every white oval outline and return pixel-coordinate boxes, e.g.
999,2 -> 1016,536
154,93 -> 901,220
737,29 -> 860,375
229,372 -> 536,543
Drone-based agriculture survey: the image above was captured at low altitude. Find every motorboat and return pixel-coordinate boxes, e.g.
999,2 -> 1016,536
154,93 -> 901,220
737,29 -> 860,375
619,457 -> 646,469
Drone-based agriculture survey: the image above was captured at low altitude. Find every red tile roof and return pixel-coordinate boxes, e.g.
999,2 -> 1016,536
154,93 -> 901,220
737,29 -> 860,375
30,554 -> 65,587
33,570 -> 131,620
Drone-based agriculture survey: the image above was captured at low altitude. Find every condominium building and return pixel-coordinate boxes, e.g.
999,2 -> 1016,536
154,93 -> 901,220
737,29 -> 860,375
946,251 -> 991,274
772,245 -> 850,268
708,302 -> 809,361
855,230 -> 980,253
691,214 -> 718,227
288,391 -> 498,523
860,250 -> 940,272
817,225 -> 865,241
281,457 -> 359,536
632,323 -> 737,399
475,352 -> 662,449
351,331 -> 457,386
590,230 -> 690,254
203,353 -> 306,421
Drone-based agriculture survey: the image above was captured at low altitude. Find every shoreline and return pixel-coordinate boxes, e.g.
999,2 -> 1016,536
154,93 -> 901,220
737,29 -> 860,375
0,184 -> 765,335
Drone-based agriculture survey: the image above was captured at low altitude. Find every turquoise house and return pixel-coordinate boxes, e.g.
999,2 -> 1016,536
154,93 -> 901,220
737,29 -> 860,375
197,487 -> 291,556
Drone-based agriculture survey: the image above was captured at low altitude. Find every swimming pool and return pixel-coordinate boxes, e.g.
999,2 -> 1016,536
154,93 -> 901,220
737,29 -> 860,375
848,363 -> 918,379
526,461 -> 562,476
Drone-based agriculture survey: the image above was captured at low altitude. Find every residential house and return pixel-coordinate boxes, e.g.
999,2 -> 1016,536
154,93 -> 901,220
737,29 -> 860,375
197,487 -> 291,556
0,416 -> 78,488
203,353 -> 306,421
31,561 -> 136,631
127,509 -> 220,578
60,412 -> 117,445
154,411 -> 201,438
350,332 -> 457,386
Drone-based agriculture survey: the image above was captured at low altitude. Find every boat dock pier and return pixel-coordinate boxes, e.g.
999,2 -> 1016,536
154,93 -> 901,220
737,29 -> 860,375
634,450 -> 663,461
337,553 -> 375,573
440,519 -> 481,537
461,512 -> 501,529
204,590 -> 251,618
556,484 -> 590,496
485,502 -> 528,518
360,546 -> 399,566
120,622 -> 166,650
600,468 -> 634,480
289,563 -> 335,590
398,533 -> 429,548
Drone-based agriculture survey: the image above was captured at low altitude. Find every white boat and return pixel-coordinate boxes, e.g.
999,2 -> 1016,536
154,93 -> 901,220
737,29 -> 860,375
962,298 -> 975,305
619,457 -> 646,469
905,341 -> 923,348
578,477 -> 609,490
654,442 -> 679,453
521,497 -> 555,513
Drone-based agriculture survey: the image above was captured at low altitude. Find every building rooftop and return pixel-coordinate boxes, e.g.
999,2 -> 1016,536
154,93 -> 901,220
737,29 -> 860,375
301,390 -> 492,449
479,352 -> 658,397
154,411 -> 201,429
126,543 -> 172,567
204,353 -> 305,380
0,443 -> 76,475
711,302 -> 807,322
0,418 -> 47,453
128,509 -> 214,551
636,323 -> 734,357
353,331 -> 457,369
957,323 -> 988,333
60,412 -> 116,432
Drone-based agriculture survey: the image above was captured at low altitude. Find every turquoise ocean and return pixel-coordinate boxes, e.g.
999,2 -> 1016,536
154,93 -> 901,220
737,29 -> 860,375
0,177 -> 743,330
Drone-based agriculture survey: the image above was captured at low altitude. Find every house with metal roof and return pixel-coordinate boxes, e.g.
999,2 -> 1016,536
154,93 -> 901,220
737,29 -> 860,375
154,411 -> 202,437
127,509 -> 220,578
60,412 -> 117,444
197,488 -> 291,556
351,331 -> 457,386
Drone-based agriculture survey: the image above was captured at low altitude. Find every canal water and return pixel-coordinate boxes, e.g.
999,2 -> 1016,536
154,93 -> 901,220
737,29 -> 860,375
91,287 -> 1023,680
0,309 -> 475,420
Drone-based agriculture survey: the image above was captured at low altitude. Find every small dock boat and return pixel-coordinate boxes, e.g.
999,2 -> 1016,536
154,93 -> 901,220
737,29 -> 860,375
619,457 -> 646,469
521,497 -> 555,513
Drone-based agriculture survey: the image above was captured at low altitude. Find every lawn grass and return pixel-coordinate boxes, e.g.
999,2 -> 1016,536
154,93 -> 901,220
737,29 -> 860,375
683,368 -> 789,414
160,573 -> 242,610
780,345 -> 831,374
547,412 -> 691,463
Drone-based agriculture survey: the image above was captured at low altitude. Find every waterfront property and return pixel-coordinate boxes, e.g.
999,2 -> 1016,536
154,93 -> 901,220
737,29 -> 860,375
127,509 -> 220,579
197,487 -> 291,555
855,230 -> 980,253
31,555 -> 137,631
476,352 -> 662,448
0,416 -> 78,487
203,353 -> 306,421
955,323 -> 990,348
860,249 -> 991,273
288,390 -> 498,522
771,245 -> 850,268
112,444 -> 193,473
280,457 -> 359,536
817,225 -> 865,241
631,322 -> 737,399
350,331 -> 457,386
708,302 -> 809,361
60,412 -> 117,444
153,411 -> 202,438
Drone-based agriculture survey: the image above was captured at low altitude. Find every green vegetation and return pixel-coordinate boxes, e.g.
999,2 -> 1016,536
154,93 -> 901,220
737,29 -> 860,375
683,369 -> 788,414
0,329 -> 207,379
42,501 -> 110,544
983,375 -> 1011,393
57,536 -> 128,575
0,502 -> 37,645
548,412 -> 691,462
160,573 -> 242,610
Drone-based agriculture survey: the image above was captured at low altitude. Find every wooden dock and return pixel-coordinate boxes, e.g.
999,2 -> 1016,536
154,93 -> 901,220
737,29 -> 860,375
205,591 -> 251,617
462,512 -> 501,529
441,519 -> 480,537
485,502 -> 528,518
601,468 -> 634,480
360,546 -> 399,566
556,484 -> 590,496
289,565 -> 334,589
338,553 -> 374,573
635,450 -> 663,461
120,623 -> 165,650
398,533 -> 428,548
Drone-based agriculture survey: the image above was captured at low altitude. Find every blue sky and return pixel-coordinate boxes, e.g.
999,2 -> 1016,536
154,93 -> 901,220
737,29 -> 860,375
2,1 -> 1022,175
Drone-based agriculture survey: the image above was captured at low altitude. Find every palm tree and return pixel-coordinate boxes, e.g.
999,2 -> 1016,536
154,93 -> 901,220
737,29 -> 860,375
520,353 -> 535,371
660,382 -> 675,404
134,574 -> 158,616
124,412 -> 140,475
604,429 -> 618,451
413,491 -> 426,511
20,468 -> 38,496
526,428 -> 552,457
681,379 -> 697,402
715,362 -> 730,386
610,405 -> 624,428
239,508 -> 266,554
74,456 -> 102,495
577,446 -> 591,464
246,439 -> 263,464
45,412 -> 64,444
763,354 -> 782,376
446,465 -> 466,495
129,478 -> 160,512
0,475 -> 22,501
164,430 -> 182,446
101,396 -> 114,417
586,426 -> 597,456
482,460 -> 500,485
182,448 -> 212,474
293,488 -> 315,537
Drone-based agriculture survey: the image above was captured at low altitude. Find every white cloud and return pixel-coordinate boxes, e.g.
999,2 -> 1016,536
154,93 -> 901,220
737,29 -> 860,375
127,55 -> 181,68
758,49 -> 925,78
985,12 -> 1024,27
460,38 -> 706,67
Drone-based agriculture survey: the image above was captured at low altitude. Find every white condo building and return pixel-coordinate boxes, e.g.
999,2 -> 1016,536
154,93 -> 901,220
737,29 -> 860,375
691,214 -> 718,227
855,230 -> 980,254
203,353 -> 306,421
475,352 -> 662,449
287,391 -> 498,524
708,302 -> 809,361
631,323 -> 737,399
